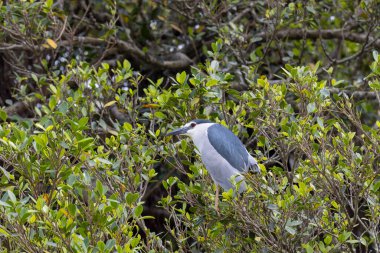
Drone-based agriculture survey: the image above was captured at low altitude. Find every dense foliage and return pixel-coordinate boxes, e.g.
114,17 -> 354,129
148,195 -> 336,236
0,0 -> 379,252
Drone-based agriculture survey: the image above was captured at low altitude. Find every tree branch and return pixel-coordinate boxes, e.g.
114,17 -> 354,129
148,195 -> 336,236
0,36 -> 193,70
4,99 -> 37,118
257,28 -> 380,48
268,80 -> 379,100
328,88 -> 379,100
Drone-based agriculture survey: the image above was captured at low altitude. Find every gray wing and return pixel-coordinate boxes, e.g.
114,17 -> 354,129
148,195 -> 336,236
207,124 -> 250,172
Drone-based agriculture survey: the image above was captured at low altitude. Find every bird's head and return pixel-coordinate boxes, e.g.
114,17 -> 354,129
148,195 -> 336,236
166,119 -> 212,137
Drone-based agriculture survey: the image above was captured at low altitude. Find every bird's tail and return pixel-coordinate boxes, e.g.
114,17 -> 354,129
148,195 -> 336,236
248,155 -> 261,173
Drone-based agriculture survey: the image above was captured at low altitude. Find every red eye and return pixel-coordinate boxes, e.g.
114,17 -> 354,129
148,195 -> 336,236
191,122 -> 196,128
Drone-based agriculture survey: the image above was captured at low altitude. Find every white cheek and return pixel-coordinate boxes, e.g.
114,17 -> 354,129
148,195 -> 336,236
186,129 -> 195,136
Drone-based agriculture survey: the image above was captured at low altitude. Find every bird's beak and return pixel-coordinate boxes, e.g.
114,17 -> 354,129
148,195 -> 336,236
166,126 -> 190,136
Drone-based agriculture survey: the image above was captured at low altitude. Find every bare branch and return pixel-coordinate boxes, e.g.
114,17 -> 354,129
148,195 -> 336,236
4,99 -> 37,117
0,36 -> 193,70
257,28 -> 380,49
328,88 -> 379,100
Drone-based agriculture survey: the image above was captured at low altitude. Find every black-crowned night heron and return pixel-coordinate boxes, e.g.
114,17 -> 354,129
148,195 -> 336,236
166,119 -> 260,211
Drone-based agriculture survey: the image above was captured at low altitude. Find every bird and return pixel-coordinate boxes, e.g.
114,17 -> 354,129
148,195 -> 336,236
166,119 -> 260,211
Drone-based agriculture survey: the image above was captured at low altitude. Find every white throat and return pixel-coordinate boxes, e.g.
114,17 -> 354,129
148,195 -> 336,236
187,123 -> 215,152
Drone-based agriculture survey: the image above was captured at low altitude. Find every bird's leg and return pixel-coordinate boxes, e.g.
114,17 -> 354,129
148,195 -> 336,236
214,184 -> 220,213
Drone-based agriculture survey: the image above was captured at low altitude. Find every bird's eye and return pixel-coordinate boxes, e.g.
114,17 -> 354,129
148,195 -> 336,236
190,122 -> 196,128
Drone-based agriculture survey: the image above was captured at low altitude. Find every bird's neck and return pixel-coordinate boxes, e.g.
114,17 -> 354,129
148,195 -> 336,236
190,123 -> 214,153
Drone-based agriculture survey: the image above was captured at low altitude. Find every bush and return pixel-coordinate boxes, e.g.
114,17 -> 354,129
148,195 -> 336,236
1,1 -> 379,252
0,54 -> 379,252
159,57 -> 380,252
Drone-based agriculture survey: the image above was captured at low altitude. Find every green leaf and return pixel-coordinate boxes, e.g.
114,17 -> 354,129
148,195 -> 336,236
0,108 -> 7,121
206,79 -> 218,87
154,111 -> 166,119
320,88 -> 330,98
156,77 -> 163,86
123,122 -> 133,132
45,0 -> 53,9
34,134 -> 48,147
126,192 -> 139,206
302,243 -> 314,253
123,59 -> 131,70
105,239 -> 116,250
36,197 -> 45,211
360,237 -> 367,246
129,237 -> 140,248
210,60 -> 219,71
369,80 -> 380,91
7,190 -> 16,203
372,180 -> 380,192
49,95 -> 57,110
49,84 -> 57,94
78,117 -> 89,129
58,101 -> 69,113
96,180 -> 104,195
338,231 -> 352,242
104,100 -> 117,107
307,102 -> 316,113
0,226 -> 10,237
102,62 -> 109,70
222,188 -> 234,200
68,204 -> 76,216
331,200 -> 339,209
148,169 -> 157,178
324,235 -> 332,245
31,73 -> 38,83
285,225 -> 296,235
282,66 -> 292,77
176,71 -> 187,85
373,50 -> 379,61
0,200 -> 11,208
211,41 -> 218,53
134,205 -> 143,217
77,137 -> 94,149
0,166 -> 14,180
97,241 -> 106,251
97,158 -> 112,165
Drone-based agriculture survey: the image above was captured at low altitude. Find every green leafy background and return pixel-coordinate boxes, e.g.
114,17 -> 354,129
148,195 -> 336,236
0,0 -> 379,252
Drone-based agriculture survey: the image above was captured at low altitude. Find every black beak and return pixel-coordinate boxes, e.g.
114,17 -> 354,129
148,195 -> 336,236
166,126 -> 190,136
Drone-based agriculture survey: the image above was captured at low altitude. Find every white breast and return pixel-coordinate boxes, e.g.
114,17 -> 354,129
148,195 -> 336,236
188,123 -> 246,192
